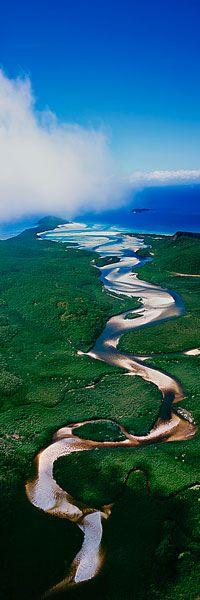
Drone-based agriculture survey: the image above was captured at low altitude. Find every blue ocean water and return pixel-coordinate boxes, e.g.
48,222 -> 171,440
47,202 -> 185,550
76,185 -> 200,234
0,210 -> 199,239
77,208 -> 200,235
0,185 -> 199,238
0,217 -> 38,239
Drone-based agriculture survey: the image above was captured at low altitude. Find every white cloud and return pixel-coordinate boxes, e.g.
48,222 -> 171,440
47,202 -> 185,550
130,169 -> 200,185
0,70 -> 199,223
0,70 -> 129,222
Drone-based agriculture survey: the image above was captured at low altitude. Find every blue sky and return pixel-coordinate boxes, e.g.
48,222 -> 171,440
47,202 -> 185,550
1,0 -> 200,172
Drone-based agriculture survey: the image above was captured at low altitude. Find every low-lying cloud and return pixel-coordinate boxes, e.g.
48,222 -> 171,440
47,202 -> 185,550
130,169 -> 200,185
0,70 -> 200,223
0,70 -> 129,222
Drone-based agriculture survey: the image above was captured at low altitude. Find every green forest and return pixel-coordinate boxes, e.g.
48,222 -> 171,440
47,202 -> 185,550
0,220 -> 199,600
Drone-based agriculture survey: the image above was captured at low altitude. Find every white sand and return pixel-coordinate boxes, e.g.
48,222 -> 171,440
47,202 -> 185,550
29,223 -> 196,593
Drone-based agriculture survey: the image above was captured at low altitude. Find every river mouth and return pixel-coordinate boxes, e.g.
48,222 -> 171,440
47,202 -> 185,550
26,223 -> 197,596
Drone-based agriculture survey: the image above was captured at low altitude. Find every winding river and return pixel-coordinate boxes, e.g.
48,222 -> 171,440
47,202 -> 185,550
26,223 -> 197,597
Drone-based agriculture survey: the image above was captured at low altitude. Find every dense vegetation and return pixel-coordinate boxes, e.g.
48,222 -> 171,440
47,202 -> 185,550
55,233 -> 200,600
0,222 -> 199,599
119,235 -> 200,354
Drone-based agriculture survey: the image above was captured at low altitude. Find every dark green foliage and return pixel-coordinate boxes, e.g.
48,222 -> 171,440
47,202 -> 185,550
0,222 -> 138,413
73,420 -> 126,442
0,222 -> 156,599
139,234 -> 200,276
54,457 -> 200,600
120,235 -> 200,354
0,225 -> 199,599
0,369 -> 22,394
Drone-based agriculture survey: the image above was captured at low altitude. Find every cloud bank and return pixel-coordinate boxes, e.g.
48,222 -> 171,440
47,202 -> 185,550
0,70 -> 199,223
0,70 -> 129,222
130,169 -> 200,185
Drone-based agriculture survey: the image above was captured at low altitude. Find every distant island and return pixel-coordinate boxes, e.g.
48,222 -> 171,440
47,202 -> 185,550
131,208 -> 151,214
173,230 -> 200,240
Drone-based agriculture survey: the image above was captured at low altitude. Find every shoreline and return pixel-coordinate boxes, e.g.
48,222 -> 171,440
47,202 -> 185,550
26,222 -> 197,595
1,213 -> 200,241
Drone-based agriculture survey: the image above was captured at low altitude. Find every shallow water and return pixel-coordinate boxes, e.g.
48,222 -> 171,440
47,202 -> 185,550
26,223 -> 197,596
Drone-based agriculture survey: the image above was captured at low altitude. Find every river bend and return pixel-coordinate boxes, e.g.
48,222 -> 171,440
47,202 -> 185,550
26,223 -> 197,596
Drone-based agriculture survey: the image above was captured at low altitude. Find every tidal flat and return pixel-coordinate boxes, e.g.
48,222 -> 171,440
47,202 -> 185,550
0,218 -> 199,599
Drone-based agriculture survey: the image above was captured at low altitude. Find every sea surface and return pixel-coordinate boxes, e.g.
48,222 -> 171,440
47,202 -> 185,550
0,184 -> 200,238
0,217 -> 37,240
0,210 -> 200,239
76,208 -> 200,235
